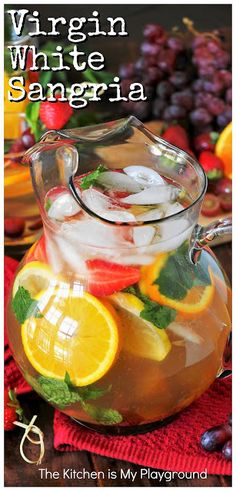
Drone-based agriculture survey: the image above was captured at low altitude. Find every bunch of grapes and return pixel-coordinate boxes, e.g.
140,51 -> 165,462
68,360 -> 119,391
119,22 -> 231,134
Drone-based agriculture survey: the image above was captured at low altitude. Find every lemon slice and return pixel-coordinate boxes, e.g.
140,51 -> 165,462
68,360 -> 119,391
110,292 -> 171,361
13,261 -> 54,298
21,289 -> 119,387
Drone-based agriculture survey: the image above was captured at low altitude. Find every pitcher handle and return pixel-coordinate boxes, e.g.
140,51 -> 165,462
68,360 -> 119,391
190,215 -> 232,380
189,216 -> 232,264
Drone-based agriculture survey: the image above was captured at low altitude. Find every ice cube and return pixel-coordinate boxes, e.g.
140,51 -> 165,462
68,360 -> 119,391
124,165 -> 164,187
137,207 -> 165,222
121,185 -> 180,205
45,235 -> 64,274
133,226 -> 156,247
48,192 -> 81,221
147,219 -> 194,254
97,171 -> 142,193
55,235 -> 86,274
163,202 -> 184,218
82,188 -> 136,222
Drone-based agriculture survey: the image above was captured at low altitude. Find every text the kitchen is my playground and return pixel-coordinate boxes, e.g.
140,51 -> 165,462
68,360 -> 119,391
7,9 -> 146,108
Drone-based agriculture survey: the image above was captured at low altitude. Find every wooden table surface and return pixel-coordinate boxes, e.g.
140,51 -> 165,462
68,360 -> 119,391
4,242 -> 232,487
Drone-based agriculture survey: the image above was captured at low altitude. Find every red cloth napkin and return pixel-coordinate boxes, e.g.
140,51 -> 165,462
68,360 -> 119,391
5,256 -> 232,475
4,256 -> 31,394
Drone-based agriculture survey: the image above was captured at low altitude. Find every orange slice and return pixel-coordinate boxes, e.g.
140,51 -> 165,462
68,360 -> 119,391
215,122 -> 232,178
21,288 -> 119,386
140,254 -> 215,315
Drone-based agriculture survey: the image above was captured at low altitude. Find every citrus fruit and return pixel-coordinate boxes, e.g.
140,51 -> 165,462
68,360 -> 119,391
140,255 -> 215,315
110,292 -> 171,361
13,261 -> 54,298
21,289 -> 119,386
215,122 -> 232,178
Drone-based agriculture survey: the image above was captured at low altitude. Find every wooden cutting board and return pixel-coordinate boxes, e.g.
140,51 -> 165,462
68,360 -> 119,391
145,121 -> 232,246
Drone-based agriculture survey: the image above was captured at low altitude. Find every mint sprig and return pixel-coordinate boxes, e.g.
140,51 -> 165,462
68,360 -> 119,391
123,286 -> 176,329
80,165 -> 107,190
38,372 -> 123,424
12,286 -> 43,324
154,242 -> 211,300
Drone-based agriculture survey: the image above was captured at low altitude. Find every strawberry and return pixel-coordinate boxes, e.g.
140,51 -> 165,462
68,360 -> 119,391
199,151 -> 224,180
4,406 -> 16,431
194,132 -> 219,154
4,218 -> 25,238
162,124 -> 189,150
39,95 -> 73,130
86,259 -> 141,296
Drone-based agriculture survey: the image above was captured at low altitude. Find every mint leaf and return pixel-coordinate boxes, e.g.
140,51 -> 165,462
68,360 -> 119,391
25,101 -> 42,141
38,376 -> 82,409
80,165 -> 107,190
82,402 -> 123,425
140,295 -> 176,329
12,287 -> 42,324
154,242 -> 211,300
38,373 -> 116,423
45,197 -> 52,212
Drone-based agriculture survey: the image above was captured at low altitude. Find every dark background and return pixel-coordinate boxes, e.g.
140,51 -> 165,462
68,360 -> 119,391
5,4 -> 232,71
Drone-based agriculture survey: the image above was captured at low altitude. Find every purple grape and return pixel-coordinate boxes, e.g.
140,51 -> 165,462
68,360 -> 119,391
201,424 -> 232,452
193,48 -> 214,67
143,24 -> 165,43
171,89 -> 193,110
207,96 -> 225,116
119,62 -> 135,79
167,36 -> 184,53
21,128 -> 35,149
157,49 -> 176,73
141,42 -> 161,58
226,88 -> 232,104
198,65 -> 216,77
152,98 -> 166,118
192,79 -> 204,92
134,58 -> 145,74
143,66 -> 162,85
169,71 -> 189,89
190,108 -> 213,126
156,80 -> 174,99
163,105 -> 186,120
217,105 -> 232,128
219,70 -> 232,88
213,50 -> 230,69
222,440 -> 232,461
203,74 -> 224,95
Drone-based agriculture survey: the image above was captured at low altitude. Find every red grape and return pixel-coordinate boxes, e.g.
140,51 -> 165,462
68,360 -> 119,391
21,128 -> 35,149
143,66 -> 162,85
141,42 -> 161,58
219,70 -> 232,88
143,24 -> 165,43
206,39 -> 222,53
217,105 -> 232,128
171,89 -> 193,110
167,37 -> 184,53
192,35 -> 207,49
222,440 -> 232,461
203,74 -> 225,94
157,49 -> 176,73
215,177 -> 232,196
192,79 -> 204,92
207,97 -> 225,116
226,88 -> 232,104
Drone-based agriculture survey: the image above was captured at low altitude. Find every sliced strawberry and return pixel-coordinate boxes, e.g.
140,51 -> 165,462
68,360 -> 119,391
86,259 -> 140,296
199,151 -> 224,180
201,193 -> 221,217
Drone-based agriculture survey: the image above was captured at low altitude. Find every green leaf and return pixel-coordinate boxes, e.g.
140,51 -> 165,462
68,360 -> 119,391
15,407 -> 24,420
12,287 -> 42,324
39,70 -> 53,89
210,131 -> 219,144
82,402 -> 123,425
4,140 -> 12,153
140,295 -> 176,329
45,198 -> 52,212
38,376 -> 82,409
80,164 -> 107,190
25,101 -> 42,141
76,385 -> 110,401
154,241 -> 211,300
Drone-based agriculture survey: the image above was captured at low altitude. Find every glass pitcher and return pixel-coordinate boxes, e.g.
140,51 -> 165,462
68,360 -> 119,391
7,117 -> 232,435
